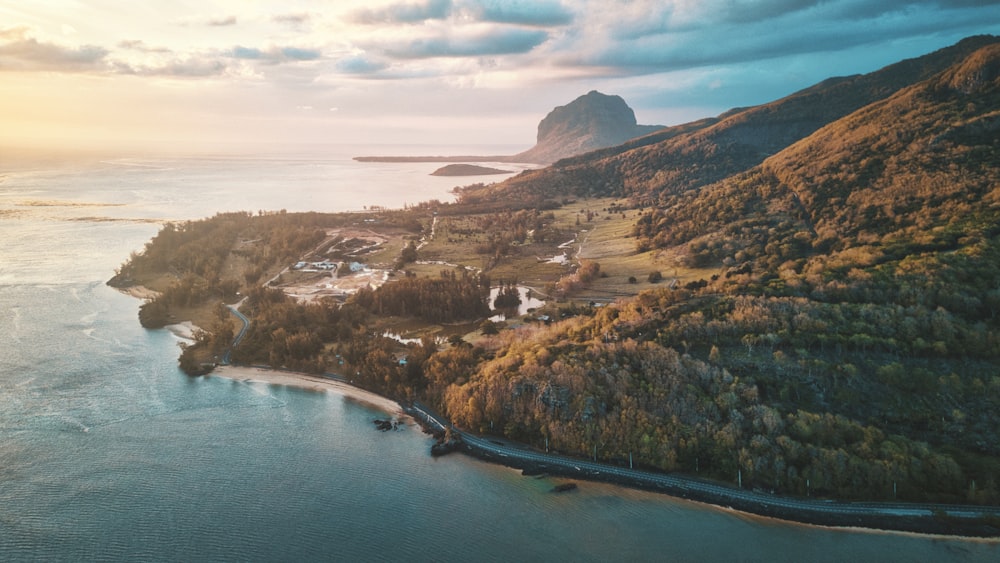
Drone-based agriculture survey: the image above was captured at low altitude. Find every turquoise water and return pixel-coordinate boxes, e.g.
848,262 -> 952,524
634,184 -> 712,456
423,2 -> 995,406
1,151 -> 997,561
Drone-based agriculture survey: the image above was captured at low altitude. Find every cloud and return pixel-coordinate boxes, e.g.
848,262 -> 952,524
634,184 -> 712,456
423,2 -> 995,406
112,57 -> 228,77
272,13 -> 312,28
376,26 -> 550,59
466,0 -> 573,26
825,0 -> 1000,22
282,47 -> 322,61
229,45 -> 322,63
4,0 -> 1000,133
348,0 -> 573,27
554,0 -> 1000,75
118,39 -> 171,53
350,0 -> 453,24
111,42 -> 323,79
717,0 -> 825,24
336,54 -> 390,74
207,16 -> 238,27
0,26 -> 108,72
231,46 -> 264,60
174,14 -> 238,27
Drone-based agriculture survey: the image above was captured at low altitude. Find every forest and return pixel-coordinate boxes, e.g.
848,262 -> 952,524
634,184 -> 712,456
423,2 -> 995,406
111,39 -> 1000,504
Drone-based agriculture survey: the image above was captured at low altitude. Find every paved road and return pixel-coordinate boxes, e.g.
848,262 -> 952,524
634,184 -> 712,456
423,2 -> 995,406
409,403 -> 1000,531
222,301 -> 249,365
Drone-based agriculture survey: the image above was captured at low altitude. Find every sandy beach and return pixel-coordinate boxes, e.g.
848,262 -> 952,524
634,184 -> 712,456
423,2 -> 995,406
115,285 -> 160,300
211,365 -> 405,416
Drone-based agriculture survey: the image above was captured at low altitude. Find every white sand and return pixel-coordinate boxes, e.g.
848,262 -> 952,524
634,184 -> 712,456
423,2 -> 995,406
165,321 -> 199,341
115,285 -> 160,300
210,365 -> 404,416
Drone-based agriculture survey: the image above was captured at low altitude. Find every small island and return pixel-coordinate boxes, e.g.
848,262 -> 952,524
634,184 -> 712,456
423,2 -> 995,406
430,164 -> 512,176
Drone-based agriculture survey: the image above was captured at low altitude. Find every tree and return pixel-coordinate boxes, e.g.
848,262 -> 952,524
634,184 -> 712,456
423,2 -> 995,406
479,319 -> 500,335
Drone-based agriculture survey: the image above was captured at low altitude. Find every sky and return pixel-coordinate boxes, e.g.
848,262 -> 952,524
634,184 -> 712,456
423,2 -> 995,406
2,1 -> 999,154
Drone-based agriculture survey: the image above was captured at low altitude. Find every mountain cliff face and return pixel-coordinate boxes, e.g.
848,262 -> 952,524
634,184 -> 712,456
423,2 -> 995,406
512,90 -> 663,164
354,90 -> 661,165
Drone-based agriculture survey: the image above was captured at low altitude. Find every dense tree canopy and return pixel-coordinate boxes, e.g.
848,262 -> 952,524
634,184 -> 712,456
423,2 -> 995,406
114,40 -> 1000,505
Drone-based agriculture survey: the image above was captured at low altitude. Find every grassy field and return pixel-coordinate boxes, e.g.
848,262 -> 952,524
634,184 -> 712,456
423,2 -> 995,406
405,197 -> 725,304
135,196 -> 727,337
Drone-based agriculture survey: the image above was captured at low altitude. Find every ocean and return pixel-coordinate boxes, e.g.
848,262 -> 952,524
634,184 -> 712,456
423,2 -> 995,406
1,147 -> 997,561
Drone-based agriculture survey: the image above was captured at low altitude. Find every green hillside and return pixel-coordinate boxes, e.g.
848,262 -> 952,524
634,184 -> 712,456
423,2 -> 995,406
115,37 -> 1000,505
457,35 -> 999,208
438,41 -> 1000,502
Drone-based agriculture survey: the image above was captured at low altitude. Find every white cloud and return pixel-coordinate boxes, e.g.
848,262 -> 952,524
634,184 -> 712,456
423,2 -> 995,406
372,25 -> 550,59
2,1 -> 1000,149
0,25 -> 108,72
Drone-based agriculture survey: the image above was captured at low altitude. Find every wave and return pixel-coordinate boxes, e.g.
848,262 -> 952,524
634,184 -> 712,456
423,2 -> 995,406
14,199 -> 128,208
100,159 -> 175,171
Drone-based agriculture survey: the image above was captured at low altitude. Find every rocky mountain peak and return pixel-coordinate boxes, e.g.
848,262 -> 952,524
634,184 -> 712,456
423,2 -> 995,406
514,91 -> 662,164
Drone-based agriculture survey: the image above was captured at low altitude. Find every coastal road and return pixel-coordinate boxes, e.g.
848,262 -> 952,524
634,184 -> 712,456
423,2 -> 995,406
223,301 -> 249,365
409,403 -> 1000,530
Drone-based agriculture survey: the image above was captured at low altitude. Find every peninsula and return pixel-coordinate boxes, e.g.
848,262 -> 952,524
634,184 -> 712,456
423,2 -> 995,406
111,36 -> 1000,536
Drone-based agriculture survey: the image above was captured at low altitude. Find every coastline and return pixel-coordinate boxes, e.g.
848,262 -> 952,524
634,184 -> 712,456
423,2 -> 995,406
405,405 -> 1000,539
114,286 -> 1000,539
210,365 -> 405,417
114,284 -> 160,300
203,365 -> 1000,538
112,275 -> 1000,539
202,366 -> 1000,538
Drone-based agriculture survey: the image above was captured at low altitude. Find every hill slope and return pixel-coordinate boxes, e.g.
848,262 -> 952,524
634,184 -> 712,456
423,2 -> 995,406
118,37 -> 1000,507
440,40 -> 1000,503
458,35 -> 999,206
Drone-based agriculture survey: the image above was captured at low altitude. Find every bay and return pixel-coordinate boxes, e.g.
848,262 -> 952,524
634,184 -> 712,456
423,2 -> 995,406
1,148 -> 996,561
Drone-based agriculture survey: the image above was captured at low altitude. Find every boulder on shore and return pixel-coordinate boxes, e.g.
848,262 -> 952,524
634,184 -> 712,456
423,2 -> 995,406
373,419 -> 396,431
431,435 -> 463,457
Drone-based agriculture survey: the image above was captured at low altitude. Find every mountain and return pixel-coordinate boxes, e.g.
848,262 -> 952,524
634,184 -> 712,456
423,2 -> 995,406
632,39 -> 1000,258
511,90 -> 663,164
354,91 -> 660,165
438,38 -> 1000,503
457,35 -> 1000,206
126,36 -> 1000,508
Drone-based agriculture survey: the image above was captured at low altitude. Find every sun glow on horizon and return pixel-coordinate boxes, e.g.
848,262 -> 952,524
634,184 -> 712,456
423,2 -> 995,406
2,2 -> 998,155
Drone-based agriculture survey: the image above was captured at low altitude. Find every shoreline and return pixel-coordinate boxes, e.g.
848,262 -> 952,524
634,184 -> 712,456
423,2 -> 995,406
122,278 -> 999,539
113,284 -> 160,300
201,364 -> 1000,538
424,419 -> 1000,539
210,365 -> 405,417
